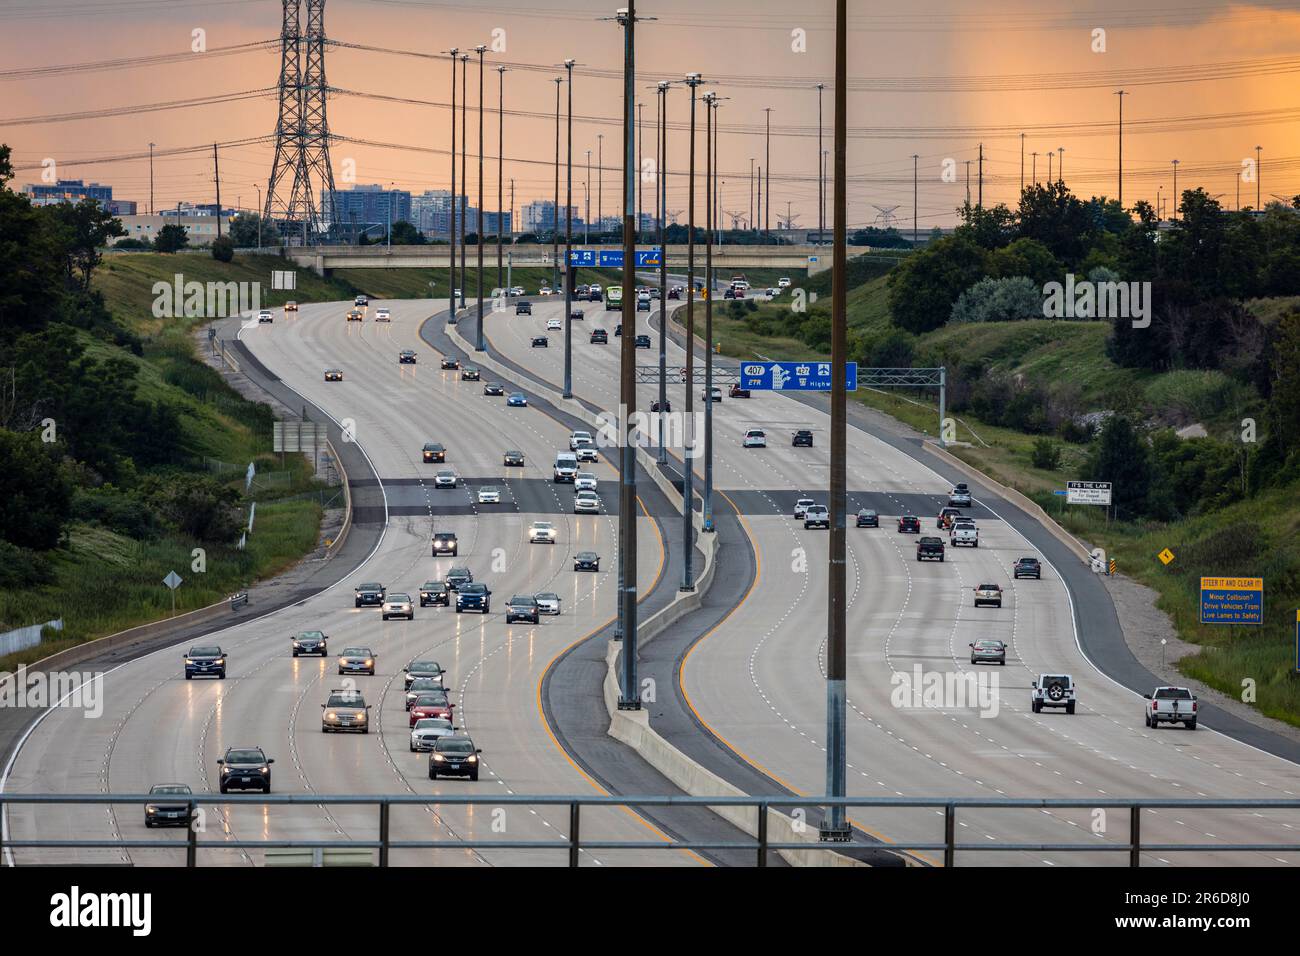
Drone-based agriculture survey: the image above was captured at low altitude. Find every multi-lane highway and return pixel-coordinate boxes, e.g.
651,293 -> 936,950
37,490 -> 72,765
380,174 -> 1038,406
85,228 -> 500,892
479,284 -> 1300,866
2,297 -> 695,867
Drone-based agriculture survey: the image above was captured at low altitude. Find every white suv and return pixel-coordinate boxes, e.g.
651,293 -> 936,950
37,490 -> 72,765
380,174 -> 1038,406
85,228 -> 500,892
574,492 -> 601,515
574,473 -> 598,492
743,429 -> 766,448
570,430 -> 593,450
529,521 -> 557,543
794,498 -> 816,519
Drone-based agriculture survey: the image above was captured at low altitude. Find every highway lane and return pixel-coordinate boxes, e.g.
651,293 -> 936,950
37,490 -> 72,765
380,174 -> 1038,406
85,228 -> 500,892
3,298 -> 689,867
487,290 -> 1300,865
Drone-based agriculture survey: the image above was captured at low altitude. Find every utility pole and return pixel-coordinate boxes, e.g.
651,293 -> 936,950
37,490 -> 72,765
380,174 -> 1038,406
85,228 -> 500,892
149,142 -> 156,216
638,100 -> 644,242
1115,90 -> 1126,208
749,157 -> 755,232
448,49 -> 458,316
764,106 -> 773,235
563,58 -> 576,399
977,142 -> 983,209
1020,131 -> 1025,196
213,143 -> 223,238
597,133 -> 604,240
912,153 -> 918,246
1236,170 -> 1241,211
657,79 -> 669,466
703,90 -> 717,534
1057,146 -> 1064,185
475,45 -> 487,351
1172,159 -> 1180,220
497,65 -> 507,294
1047,151 -> 1052,185
965,160 -> 971,207
460,52 -> 468,310
756,165 -> 762,237
553,76 -> 562,292
1031,151 -> 1038,185
821,0 -> 850,845
509,178 -> 515,246
682,70 -> 702,593
586,150 -> 592,244
615,2 -> 645,711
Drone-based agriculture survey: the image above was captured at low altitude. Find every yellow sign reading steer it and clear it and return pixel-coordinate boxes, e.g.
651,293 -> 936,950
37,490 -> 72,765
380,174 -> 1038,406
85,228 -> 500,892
1200,577 -> 1264,625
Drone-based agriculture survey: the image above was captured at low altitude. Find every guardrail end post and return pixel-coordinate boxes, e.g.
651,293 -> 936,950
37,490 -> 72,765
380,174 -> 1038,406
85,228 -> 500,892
944,803 -> 956,868
186,801 -> 198,868
757,802 -> 768,868
569,801 -> 581,867
1129,805 -> 1141,867
379,801 -> 390,867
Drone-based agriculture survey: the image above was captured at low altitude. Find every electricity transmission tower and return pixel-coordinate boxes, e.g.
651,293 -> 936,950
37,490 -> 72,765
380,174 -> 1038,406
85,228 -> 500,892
724,209 -> 747,230
872,204 -> 900,229
265,0 -> 339,244
666,209 -> 684,225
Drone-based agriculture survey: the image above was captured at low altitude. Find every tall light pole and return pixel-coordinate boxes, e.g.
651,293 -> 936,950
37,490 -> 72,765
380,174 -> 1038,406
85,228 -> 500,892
1256,145 -> 1262,210
656,79 -> 670,466
148,142 -> 155,216
681,70 -> 702,593
1115,90 -> 1126,208
1031,151 -> 1038,185
816,83 -> 825,242
586,150 -> 592,244
563,58 -> 576,399
1057,146 -> 1064,185
475,45 -> 487,351
597,133 -> 604,240
497,65 -> 507,294
821,0 -> 850,845
749,157 -> 755,231
638,100 -> 645,242
1019,131 -> 1025,196
912,153 -> 918,246
459,52 -> 468,311
553,75 -> 562,292
703,89 -> 717,534
763,106 -> 773,235
447,49 -> 458,316
615,3 -> 647,710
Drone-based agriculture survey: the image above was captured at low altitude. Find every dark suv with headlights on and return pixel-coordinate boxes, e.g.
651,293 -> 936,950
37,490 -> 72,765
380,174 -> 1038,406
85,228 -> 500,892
505,594 -> 540,624
184,646 -> 226,680
419,581 -> 449,607
354,582 -> 385,607
428,735 -> 482,781
1013,557 -> 1042,580
432,530 -> 458,556
403,660 -> 445,690
455,583 -> 491,614
217,747 -> 274,793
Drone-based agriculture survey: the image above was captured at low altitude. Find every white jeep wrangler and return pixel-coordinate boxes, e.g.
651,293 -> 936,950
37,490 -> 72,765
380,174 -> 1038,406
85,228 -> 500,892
1031,674 -> 1076,714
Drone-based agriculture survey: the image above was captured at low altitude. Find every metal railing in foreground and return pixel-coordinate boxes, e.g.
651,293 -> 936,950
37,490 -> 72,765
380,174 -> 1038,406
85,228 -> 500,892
3,793 -> 1298,867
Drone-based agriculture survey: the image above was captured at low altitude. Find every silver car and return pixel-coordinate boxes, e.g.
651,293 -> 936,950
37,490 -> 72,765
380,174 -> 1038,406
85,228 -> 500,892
969,640 -> 1007,665
322,689 -> 370,733
534,592 -> 561,615
410,717 -> 456,752
382,593 -> 414,621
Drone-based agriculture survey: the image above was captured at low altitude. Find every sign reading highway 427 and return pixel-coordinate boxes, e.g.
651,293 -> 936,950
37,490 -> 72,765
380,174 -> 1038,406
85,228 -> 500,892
739,361 -> 858,392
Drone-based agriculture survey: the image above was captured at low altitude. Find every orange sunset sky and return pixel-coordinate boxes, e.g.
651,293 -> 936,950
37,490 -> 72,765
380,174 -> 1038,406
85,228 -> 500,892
3,0 -> 1300,229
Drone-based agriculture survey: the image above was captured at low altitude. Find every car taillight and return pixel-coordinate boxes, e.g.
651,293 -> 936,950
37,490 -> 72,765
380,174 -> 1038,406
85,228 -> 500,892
1191,702 -> 1197,712
1151,701 -> 1158,710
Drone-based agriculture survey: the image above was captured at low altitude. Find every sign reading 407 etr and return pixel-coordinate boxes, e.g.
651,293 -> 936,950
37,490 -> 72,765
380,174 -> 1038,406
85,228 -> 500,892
739,361 -> 858,392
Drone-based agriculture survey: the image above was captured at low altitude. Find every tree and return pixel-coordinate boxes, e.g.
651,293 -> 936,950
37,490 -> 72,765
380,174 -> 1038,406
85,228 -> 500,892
1268,310 -> 1300,455
990,238 -> 1063,287
949,276 -> 1041,323
0,429 -> 73,550
43,199 -> 125,291
388,220 -> 425,245
1016,181 -> 1094,266
887,236 -> 989,334
210,234 -> 234,263
154,223 -> 189,253
139,473 -> 242,543
954,201 -> 1016,250
1086,416 -> 1153,519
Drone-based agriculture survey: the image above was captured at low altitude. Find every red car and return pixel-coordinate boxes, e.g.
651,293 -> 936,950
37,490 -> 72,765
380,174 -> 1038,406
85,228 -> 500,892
409,693 -> 454,727
897,515 -> 921,533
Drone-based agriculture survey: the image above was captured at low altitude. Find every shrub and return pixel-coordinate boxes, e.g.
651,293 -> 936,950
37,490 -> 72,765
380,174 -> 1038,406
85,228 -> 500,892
1031,437 -> 1061,470
210,235 -> 235,263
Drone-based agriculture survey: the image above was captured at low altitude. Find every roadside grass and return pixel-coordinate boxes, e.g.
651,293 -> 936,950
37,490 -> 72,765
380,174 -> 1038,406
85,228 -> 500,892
0,499 -> 322,672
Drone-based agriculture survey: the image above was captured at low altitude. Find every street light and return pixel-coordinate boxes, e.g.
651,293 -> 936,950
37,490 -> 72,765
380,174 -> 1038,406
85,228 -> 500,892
446,48 -> 459,318
681,70 -> 703,592
460,52 -> 469,311
562,57 -> 577,399
475,44 -> 487,352
656,79 -> 670,465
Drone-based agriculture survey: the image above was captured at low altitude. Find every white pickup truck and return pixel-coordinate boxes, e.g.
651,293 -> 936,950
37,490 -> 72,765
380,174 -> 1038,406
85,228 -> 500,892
950,521 -> 979,547
1144,686 -> 1198,730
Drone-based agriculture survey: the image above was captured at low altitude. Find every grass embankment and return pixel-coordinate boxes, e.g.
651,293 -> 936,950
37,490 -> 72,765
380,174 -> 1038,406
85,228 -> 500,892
688,258 -> 1300,727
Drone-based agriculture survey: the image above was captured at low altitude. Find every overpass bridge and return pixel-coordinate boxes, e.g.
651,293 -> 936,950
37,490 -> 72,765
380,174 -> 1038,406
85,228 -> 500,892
278,243 -> 884,277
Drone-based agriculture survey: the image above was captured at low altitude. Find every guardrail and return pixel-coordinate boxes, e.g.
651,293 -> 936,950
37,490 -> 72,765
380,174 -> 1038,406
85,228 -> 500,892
4,794 -> 1297,867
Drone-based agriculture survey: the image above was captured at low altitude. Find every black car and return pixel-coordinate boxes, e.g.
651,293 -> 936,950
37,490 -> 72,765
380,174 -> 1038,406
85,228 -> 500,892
432,530 -> 458,556
461,366 -> 481,381
636,297 -> 651,312
574,551 -> 600,572
792,430 -> 814,447
668,288 -> 681,300
570,309 -> 584,321
1013,557 -> 1042,579
446,566 -> 473,591
399,350 -> 417,364
503,449 -> 525,466
440,357 -> 460,370
505,594 -> 540,624
419,580 -> 450,607
855,509 -> 879,528
455,583 -> 491,614
729,383 -> 752,398
404,660 -> 445,690
484,382 -> 505,396
184,646 -> 226,680
422,442 -> 446,463
531,336 -> 548,348
145,784 -> 193,828
650,400 -> 671,413
291,630 -> 328,657
613,324 -> 622,336
428,735 -> 481,781
218,747 -> 274,794
634,334 -> 651,349
723,288 -> 735,299
515,301 -> 532,315
354,582 -> 386,607
324,368 -> 343,382
590,329 -> 608,344
897,515 -> 921,534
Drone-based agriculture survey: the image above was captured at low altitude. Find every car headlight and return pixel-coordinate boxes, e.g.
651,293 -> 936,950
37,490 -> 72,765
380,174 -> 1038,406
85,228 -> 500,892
467,755 -> 477,763
260,767 -> 269,774
433,754 -> 445,762
356,712 -> 366,721
185,659 -> 193,665
146,807 -> 157,814
365,660 -> 374,667
293,642 -> 301,648
214,660 -> 224,666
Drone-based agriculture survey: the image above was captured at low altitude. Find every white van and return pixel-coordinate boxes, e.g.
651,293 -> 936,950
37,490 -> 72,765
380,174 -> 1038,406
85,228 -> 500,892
553,452 -> 578,483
